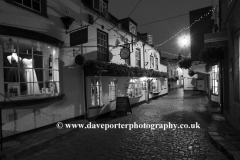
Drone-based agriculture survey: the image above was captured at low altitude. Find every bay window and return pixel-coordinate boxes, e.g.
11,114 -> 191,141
1,36 -> 60,99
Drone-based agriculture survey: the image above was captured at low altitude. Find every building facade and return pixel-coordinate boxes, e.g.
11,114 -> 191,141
0,0 -> 168,137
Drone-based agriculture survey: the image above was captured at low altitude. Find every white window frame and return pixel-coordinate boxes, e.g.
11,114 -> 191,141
109,81 -> 117,101
126,78 -> 142,98
1,36 -> 60,99
135,48 -> 141,67
212,65 -> 219,95
129,22 -> 136,35
91,78 -> 103,107
93,0 -> 107,12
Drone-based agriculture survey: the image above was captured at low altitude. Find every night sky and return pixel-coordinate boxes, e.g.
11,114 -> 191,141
108,0 -> 213,59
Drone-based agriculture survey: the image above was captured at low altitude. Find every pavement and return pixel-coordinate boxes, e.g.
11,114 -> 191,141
207,101 -> 240,160
0,88 -> 237,159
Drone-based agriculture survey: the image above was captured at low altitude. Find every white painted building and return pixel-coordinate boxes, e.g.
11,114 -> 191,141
0,0 -> 168,137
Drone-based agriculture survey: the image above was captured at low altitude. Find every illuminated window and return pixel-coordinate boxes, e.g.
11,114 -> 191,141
126,78 -> 142,98
91,79 -> 102,106
212,65 -> 218,95
151,79 -> 160,93
2,36 -> 59,98
109,81 -> 117,101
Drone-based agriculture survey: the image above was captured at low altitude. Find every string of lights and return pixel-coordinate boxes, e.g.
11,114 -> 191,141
154,6 -> 217,48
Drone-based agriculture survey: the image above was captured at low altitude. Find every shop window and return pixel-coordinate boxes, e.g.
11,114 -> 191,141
212,65 -> 219,95
135,49 -> 140,67
6,0 -> 47,17
1,36 -> 59,99
129,22 -> 136,35
91,79 -> 102,106
109,81 -> 117,101
97,29 -> 108,61
126,78 -> 142,98
142,81 -> 147,90
155,54 -> 158,70
151,79 -> 160,93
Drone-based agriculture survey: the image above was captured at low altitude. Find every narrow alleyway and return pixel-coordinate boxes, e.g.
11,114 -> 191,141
22,88 -> 228,160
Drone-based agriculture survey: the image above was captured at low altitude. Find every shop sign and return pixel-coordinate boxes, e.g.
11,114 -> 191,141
120,47 -> 130,59
70,27 -> 88,46
113,97 -> 132,117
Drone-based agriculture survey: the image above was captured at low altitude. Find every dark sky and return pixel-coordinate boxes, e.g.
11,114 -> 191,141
108,0 -> 212,59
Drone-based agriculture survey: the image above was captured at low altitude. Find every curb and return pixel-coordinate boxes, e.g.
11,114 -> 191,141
0,120 -> 88,160
207,115 -> 240,160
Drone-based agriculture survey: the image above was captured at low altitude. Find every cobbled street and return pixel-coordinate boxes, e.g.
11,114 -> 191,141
22,88 -> 229,160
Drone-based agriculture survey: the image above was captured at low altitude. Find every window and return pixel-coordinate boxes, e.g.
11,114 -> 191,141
1,36 -> 60,99
124,38 -> 130,65
135,49 -> 140,67
142,81 -> 147,90
93,0 -> 107,12
97,29 -> 108,61
126,78 -> 142,98
129,22 -> 136,35
109,81 -> 117,101
150,54 -> 154,68
212,65 -> 219,95
6,0 -> 47,16
91,79 -> 102,106
151,79 -> 160,93
155,54 -> 158,70
147,35 -> 152,44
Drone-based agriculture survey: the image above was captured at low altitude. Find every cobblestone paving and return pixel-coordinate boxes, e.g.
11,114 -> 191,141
22,88 -> 229,160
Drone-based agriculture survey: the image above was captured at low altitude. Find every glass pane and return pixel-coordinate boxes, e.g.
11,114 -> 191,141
23,0 -> 32,8
33,41 -> 43,55
18,39 -> 32,54
32,1 -> 40,12
53,70 -> 59,82
2,37 -> 17,53
13,0 -> 22,4
91,79 -> 95,106
34,69 -> 44,82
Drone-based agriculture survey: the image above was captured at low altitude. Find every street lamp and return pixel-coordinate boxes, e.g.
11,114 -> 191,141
178,36 -> 190,47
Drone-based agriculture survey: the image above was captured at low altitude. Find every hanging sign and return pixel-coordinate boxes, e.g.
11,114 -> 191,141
70,27 -> 88,46
120,47 -> 130,59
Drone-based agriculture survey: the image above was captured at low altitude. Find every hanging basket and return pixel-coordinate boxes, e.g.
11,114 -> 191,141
75,54 -> 85,65
188,69 -> 195,77
178,58 -> 193,69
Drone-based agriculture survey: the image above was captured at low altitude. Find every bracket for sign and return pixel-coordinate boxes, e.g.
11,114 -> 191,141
66,25 -> 89,34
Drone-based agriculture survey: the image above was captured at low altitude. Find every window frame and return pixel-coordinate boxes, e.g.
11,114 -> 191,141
129,22 -> 136,35
5,0 -> 48,17
150,54 -> 154,69
93,0 -> 107,13
109,80 -> 117,102
0,36 -> 60,101
212,65 -> 219,96
90,78 -> 103,107
97,29 -> 109,61
126,78 -> 142,98
124,38 -> 131,65
135,48 -> 141,68
155,54 -> 158,70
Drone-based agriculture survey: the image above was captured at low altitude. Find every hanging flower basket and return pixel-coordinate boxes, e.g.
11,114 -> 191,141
178,58 -> 193,69
75,54 -> 85,65
83,60 -> 168,78
188,69 -> 195,77
199,46 -> 224,72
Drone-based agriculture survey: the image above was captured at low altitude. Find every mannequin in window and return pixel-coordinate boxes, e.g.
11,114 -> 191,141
7,52 -> 27,92
22,52 -> 40,95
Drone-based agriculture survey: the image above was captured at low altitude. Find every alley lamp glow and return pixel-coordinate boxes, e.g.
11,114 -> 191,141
178,36 -> 189,47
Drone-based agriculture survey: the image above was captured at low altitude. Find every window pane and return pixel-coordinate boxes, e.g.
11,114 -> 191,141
32,1 -> 41,12
18,39 -> 32,54
13,0 -> 22,4
23,0 -> 32,8
2,37 -> 17,53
